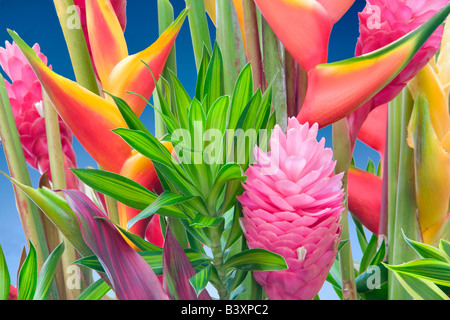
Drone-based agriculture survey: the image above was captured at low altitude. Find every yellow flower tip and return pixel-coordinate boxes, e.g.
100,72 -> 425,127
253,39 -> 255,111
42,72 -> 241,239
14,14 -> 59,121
422,215 -> 450,246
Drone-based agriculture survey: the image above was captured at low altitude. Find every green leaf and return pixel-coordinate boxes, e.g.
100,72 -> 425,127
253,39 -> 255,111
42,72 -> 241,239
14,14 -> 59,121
228,63 -> 254,130
72,168 -> 157,211
224,206 -> 243,250
359,234 -> 378,275
169,70 -> 191,129
439,239 -> 450,263
195,45 -> 211,102
356,263 -> 388,295
105,92 -> 152,136
391,272 -> 449,300
337,239 -> 349,253
403,231 -> 447,262
127,191 -> 192,230
351,214 -> 368,253
77,279 -> 111,300
190,214 -> 224,228
369,239 -> 386,267
223,248 -> 288,272
115,224 -> 163,252
366,158 -> 376,174
18,241 -> 38,300
0,244 -> 10,300
189,264 -> 212,297
33,242 -> 65,300
202,44 -> 224,112
384,259 -> 450,287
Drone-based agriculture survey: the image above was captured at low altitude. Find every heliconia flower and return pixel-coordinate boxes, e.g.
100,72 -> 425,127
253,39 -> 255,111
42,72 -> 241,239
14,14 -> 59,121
72,0 -> 127,77
254,0 -> 355,72
345,0 -> 448,147
348,167 -> 382,235
85,0 -> 187,117
356,0 -> 447,109
0,41 -> 78,189
436,16 -> 450,101
296,2 -> 450,129
407,93 -> 450,246
238,118 -> 344,300
356,103 -> 388,159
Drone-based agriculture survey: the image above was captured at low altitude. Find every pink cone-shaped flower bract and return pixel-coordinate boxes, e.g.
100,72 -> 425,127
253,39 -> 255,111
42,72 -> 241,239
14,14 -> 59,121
238,118 -> 344,300
0,41 -> 78,188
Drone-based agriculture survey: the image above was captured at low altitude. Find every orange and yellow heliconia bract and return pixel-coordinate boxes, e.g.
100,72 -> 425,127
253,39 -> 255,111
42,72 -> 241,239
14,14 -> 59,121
7,2 -> 188,239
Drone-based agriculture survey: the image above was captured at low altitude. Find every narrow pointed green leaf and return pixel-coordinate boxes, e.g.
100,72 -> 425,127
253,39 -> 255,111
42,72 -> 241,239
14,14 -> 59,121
224,206 -> 244,250
190,214 -> 224,228
33,241 -> 65,300
169,70 -> 191,129
105,92 -> 152,136
203,44 -> 224,112
0,244 -> 10,300
391,272 -> 449,300
403,231 -> 447,262
195,46 -> 211,102
229,63 -> 253,130
189,264 -> 212,297
18,241 -> 37,300
2,174 -> 92,257
77,278 -> 111,300
440,239 -> 450,263
384,259 -> 450,287
223,248 -> 288,272
127,191 -> 192,230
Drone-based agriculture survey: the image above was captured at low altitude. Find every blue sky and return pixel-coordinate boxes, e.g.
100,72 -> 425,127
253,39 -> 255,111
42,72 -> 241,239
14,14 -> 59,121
0,0 -> 377,299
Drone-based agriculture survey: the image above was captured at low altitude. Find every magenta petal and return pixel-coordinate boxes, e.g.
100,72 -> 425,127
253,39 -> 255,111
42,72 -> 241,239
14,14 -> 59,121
162,229 -> 211,300
63,190 -> 168,300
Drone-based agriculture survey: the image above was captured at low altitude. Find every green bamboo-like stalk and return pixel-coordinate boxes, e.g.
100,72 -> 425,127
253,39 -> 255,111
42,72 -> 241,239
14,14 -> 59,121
261,18 -> 287,131
154,0 -> 177,138
53,0 -> 99,95
216,0 -> 247,95
332,118 -> 358,300
0,75 -> 50,270
185,0 -> 212,71
242,0 -> 264,92
388,88 -> 421,300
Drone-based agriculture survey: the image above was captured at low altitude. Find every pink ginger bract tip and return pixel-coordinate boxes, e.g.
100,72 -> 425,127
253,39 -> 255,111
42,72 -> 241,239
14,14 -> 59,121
238,118 -> 344,300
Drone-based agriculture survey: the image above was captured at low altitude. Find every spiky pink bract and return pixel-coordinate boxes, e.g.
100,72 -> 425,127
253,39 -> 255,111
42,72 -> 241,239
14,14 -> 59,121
238,118 -> 344,300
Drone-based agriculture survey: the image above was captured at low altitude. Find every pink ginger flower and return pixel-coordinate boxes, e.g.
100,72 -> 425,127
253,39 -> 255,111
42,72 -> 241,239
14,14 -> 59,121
0,41 -> 78,188
73,0 -> 127,76
348,0 -> 448,145
238,118 -> 344,300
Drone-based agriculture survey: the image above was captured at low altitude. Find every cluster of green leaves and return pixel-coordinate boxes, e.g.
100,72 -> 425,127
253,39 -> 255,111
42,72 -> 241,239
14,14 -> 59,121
72,44 -> 286,299
383,234 -> 450,300
0,241 -> 64,300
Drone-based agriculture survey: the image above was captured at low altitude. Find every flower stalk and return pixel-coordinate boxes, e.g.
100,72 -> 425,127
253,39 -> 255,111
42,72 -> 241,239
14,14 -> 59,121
332,118 -> 357,300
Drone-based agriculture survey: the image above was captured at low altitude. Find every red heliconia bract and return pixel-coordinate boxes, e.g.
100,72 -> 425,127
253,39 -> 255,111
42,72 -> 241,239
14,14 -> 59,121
238,118 -> 344,300
0,41 -> 78,189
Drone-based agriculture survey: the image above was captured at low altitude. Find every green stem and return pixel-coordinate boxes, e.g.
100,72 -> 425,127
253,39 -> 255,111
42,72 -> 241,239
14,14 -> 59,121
216,0 -> 247,95
242,0 -> 264,91
388,88 -> 421,300
209,227 -> 229,300
185,0 -> 212,71
332,119 -> 357,300
0,75 -> 50,269
261,18 -> 287,131
53,0 -> 99,95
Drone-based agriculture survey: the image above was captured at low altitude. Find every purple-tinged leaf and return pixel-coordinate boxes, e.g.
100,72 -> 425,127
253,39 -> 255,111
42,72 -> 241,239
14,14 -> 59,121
63,190 -> 168,300
162,228 -> 211,300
